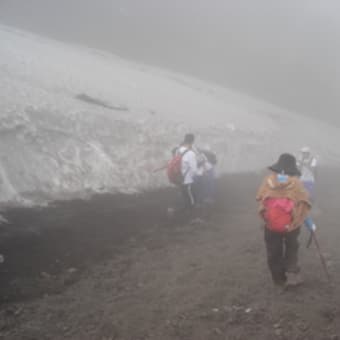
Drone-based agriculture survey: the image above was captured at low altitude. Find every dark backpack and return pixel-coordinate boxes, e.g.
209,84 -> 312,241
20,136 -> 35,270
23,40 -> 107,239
200,149 -> 217,165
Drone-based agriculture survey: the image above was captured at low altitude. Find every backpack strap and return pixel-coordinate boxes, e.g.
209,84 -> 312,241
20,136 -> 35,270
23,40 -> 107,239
180,148 -> 190,157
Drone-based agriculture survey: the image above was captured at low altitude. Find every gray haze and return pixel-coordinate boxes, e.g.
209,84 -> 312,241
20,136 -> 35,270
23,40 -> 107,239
1,0 -> 339,125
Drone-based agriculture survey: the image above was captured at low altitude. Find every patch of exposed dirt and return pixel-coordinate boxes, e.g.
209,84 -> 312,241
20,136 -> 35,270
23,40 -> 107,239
0,171 -> 339,340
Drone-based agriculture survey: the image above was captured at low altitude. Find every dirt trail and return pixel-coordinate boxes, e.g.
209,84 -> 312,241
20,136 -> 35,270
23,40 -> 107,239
0,171 -> 339,340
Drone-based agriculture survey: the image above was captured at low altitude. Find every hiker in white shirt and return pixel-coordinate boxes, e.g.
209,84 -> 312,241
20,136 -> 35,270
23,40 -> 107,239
297,146 -> 318,200
177,134 -> 198,209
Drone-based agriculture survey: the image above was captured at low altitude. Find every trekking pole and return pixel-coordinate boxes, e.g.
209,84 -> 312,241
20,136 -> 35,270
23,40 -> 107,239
305,218 -> 331,283
310,231 -> 331,283
306,231 -> 313,249
152,163 -> 168,173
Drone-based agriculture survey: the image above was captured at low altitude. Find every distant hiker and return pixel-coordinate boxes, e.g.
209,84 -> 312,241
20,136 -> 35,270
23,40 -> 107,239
195,148 -> 217,205
297,146 -> 318,201
168,133 -> 198,211
256,154 -> 311,287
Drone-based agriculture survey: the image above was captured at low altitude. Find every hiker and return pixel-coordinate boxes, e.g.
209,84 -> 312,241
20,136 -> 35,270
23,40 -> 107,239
173,133 -> 199,210
297,146 -> 317,201
256,154 -> 311,287
195,148 -> 217,205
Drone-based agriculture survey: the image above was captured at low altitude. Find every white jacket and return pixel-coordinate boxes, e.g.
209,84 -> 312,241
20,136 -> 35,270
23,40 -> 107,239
298,156 -> 317,182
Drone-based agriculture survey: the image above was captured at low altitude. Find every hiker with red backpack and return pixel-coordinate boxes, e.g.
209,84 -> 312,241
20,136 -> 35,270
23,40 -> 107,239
172,133 -> 199,210
256,154 -> 311,287
164,133 -> 218,220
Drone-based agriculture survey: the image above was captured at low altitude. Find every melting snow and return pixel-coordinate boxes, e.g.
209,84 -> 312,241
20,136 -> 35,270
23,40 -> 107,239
0,25 -> 339,206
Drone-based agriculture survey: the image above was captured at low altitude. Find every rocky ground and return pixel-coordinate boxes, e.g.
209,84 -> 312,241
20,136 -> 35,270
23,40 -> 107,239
0,170 -> 339,340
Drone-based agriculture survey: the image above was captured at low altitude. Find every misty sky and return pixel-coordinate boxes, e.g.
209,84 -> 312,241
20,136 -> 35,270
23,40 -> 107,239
1,0 -> 339,124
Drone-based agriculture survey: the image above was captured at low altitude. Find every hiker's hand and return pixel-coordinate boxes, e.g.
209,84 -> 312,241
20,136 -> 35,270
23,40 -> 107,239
305,222 -> 317,232
304,217 -> 317,232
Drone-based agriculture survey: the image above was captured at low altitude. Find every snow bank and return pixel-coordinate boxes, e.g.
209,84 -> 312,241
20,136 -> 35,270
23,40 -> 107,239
0,25 -> 339,206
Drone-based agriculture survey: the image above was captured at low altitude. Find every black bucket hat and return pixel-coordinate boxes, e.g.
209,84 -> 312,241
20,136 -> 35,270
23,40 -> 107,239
268,153 -> 301,177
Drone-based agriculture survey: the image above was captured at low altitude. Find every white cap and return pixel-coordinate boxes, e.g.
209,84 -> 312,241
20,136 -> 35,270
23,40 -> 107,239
301,146 -> 311,153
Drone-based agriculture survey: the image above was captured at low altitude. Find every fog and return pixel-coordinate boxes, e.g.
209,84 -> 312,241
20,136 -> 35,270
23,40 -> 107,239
1,0 -> 339,125
2,4 -> 340,336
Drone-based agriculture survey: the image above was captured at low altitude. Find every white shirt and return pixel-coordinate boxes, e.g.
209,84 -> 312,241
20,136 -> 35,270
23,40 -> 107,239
298,156 -> 317,182
178,146 -> 198,185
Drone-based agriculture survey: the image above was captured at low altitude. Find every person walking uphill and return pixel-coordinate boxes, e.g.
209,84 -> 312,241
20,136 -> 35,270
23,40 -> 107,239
297,146 -> 318,201
177,134 -> 198,210
256,154 -> 311,287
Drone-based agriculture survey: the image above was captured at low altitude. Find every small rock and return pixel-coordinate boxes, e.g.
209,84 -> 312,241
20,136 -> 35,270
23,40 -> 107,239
4,306 -> 23,317
213,327 -> 222,335
212,308 -> 219,313
4,308 -> 15,316
63,275 -> 78,286
297,321 -> 309,331
190,217 -> 206,225
0,215 -> 9,225
326,260 -> 333,267
167,207 -> 175,217
41,272 -> 52,280
274,329 -> 282,336
0,255 -> 5,264
67,268 -> 78,274
14,307 -> 23,316
245,308 -> 252,313
323,253 -> 332,259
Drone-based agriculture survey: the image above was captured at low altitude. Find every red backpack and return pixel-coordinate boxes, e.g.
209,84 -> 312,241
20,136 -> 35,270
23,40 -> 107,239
167,149 -> 189,185
264,198 -> 295,232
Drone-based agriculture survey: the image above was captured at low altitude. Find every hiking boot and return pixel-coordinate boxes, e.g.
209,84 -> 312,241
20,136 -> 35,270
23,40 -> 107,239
285,272 -> 303,287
